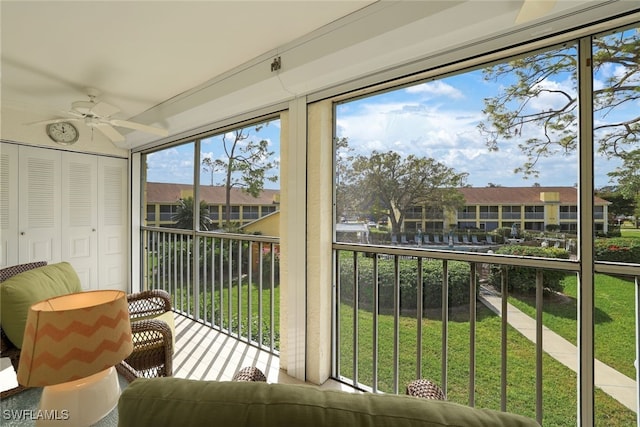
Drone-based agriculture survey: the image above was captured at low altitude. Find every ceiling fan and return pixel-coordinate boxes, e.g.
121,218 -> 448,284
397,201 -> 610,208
30,88 -> 168,143
515,0 -> 557,25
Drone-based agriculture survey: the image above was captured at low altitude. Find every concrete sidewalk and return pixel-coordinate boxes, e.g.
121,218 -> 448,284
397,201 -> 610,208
478,287 -> 637,413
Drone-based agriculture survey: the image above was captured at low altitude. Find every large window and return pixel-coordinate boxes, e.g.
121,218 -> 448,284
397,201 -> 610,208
332,22 -> 639,426
335,40 -> 580,253
143,118 -> 281,232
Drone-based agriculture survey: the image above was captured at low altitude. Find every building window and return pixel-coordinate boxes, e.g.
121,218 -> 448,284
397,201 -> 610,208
242,206 -> 260,220
501,205 -> 521,219
230,205 -> 240,220
262,206 -> 277,215
458,206 -> 476,219
593,205 -> 604,220
479,206 -> 499,219
524,205 -> 544,220
146,205 -> 156,222
560,205 -> 578,220
406,206 -> 422,219
425,206 -> 443,219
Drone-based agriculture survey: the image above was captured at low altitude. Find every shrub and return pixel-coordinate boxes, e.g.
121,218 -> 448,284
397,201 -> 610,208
495,227 -> 512,239
594,237 -> 640,263
605,225 -> 621,237
339,254 -> 476,313
487,245 -> 570,294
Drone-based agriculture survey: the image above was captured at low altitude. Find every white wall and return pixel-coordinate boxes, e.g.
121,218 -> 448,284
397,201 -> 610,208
1,106 -> 128,157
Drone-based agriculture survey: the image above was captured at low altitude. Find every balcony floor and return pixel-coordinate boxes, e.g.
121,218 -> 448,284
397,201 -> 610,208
172,312 -> 354,392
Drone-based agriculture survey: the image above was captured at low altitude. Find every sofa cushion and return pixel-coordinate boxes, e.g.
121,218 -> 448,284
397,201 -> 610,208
1,262 -> 82,348
118,378 -> 540,427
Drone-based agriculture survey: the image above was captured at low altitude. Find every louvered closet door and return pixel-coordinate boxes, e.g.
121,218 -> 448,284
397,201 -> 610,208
62,152 -> 98,290
0,143 -> 19,267
18,146 -> 61,263
98,156 -> 127,291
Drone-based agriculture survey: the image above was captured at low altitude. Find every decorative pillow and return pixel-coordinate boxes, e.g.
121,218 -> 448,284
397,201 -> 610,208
133,310 -> 176,352
1,262 -> 82,348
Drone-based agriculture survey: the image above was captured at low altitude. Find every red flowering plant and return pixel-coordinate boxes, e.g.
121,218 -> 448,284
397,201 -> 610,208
595,238 -> 639,263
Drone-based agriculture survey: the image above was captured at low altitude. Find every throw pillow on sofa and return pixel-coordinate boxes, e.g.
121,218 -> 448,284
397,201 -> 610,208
1,262 -> 82,348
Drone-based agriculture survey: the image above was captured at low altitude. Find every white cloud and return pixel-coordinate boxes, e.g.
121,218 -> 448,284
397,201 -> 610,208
528,77 -> 576,112
405,81 -> 464,99
335,84 -> 595,187
147,146 -> 195,184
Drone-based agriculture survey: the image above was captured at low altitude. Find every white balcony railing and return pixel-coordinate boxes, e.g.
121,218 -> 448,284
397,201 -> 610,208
140,228 -> 638,425
332,241 -> 639,425
141,227 -> 280,356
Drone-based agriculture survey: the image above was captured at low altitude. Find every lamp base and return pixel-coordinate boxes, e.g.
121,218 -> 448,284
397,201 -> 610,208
36,366 -> 120,426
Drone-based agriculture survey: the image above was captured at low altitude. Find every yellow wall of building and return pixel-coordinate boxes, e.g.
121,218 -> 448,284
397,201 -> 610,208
243,212 -> 280,236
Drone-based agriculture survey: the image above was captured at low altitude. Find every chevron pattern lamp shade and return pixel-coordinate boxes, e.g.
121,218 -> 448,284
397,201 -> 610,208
17,290 -> 133,387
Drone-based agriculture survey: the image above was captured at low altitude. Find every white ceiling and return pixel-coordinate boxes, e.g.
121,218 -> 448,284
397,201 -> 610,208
1,1 -> 373,129
2,1 -> 638,150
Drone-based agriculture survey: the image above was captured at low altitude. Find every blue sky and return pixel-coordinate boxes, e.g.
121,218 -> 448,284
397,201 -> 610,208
146,121 -> 281,188
147,30 -> 637,190
335,62 -> 629,189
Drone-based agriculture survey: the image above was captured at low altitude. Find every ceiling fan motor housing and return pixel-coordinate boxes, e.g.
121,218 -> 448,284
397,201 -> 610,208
72,100 -> 95,115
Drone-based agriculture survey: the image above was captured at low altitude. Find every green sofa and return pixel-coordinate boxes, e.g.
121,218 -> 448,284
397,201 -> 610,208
118,377 -> 540,427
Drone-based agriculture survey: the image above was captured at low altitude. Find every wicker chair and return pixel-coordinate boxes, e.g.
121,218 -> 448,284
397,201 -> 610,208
232,366 -> 267,382
405,378 -> 446,400
116,289 -> 174,382
0,260 -> 49,399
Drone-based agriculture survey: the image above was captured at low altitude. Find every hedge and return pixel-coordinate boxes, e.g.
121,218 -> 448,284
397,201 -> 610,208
338,254 -> 476,313
487,245 -> 570,294
594,237 -> 640,263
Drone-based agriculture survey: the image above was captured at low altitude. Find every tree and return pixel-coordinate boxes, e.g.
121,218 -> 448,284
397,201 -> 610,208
345,150 -> 468,234
479,28 -> 639,178
172,196 -> 212,230
607,149 -> 640,226
335,137 -> 361,221
596,187 -> 636,220
201,126 -> 278,228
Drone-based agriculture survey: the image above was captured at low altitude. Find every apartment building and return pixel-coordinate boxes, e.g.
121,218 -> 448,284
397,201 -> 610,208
144,182 -> 279,229
404,186 -> 610,234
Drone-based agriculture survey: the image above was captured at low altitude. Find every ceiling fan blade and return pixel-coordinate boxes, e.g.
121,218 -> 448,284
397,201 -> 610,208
66,110 -> 85,119
515,0 -> 556,25
26,117 -> 80,126
94,123 -> 125,142
90,101 -> 120,118
109,119 -> 169,137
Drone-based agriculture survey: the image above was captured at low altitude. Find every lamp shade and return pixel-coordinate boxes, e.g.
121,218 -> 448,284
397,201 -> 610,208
17,290 -> 133,387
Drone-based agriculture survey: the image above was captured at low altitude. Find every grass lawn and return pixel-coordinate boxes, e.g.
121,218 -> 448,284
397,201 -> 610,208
621,228 -> 640,238
168,281 -> 280,349
338,303 -> 636,426
508,274 -> 636,379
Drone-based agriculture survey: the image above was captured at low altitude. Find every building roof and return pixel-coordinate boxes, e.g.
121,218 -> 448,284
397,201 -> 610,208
457,186 -> 610,205
146,182 -> 279,205
146,183 -> 609,207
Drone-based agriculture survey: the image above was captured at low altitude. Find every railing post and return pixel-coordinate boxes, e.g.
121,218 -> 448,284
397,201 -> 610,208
469,262 -> 477,406
536,269 -> 544,424
441,259 -> 448,395
417,257 -> 423,380
501,265 -> 508,412
353,251 -> 359,387
372,254 -> 379,393
393,255 -> 400,394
